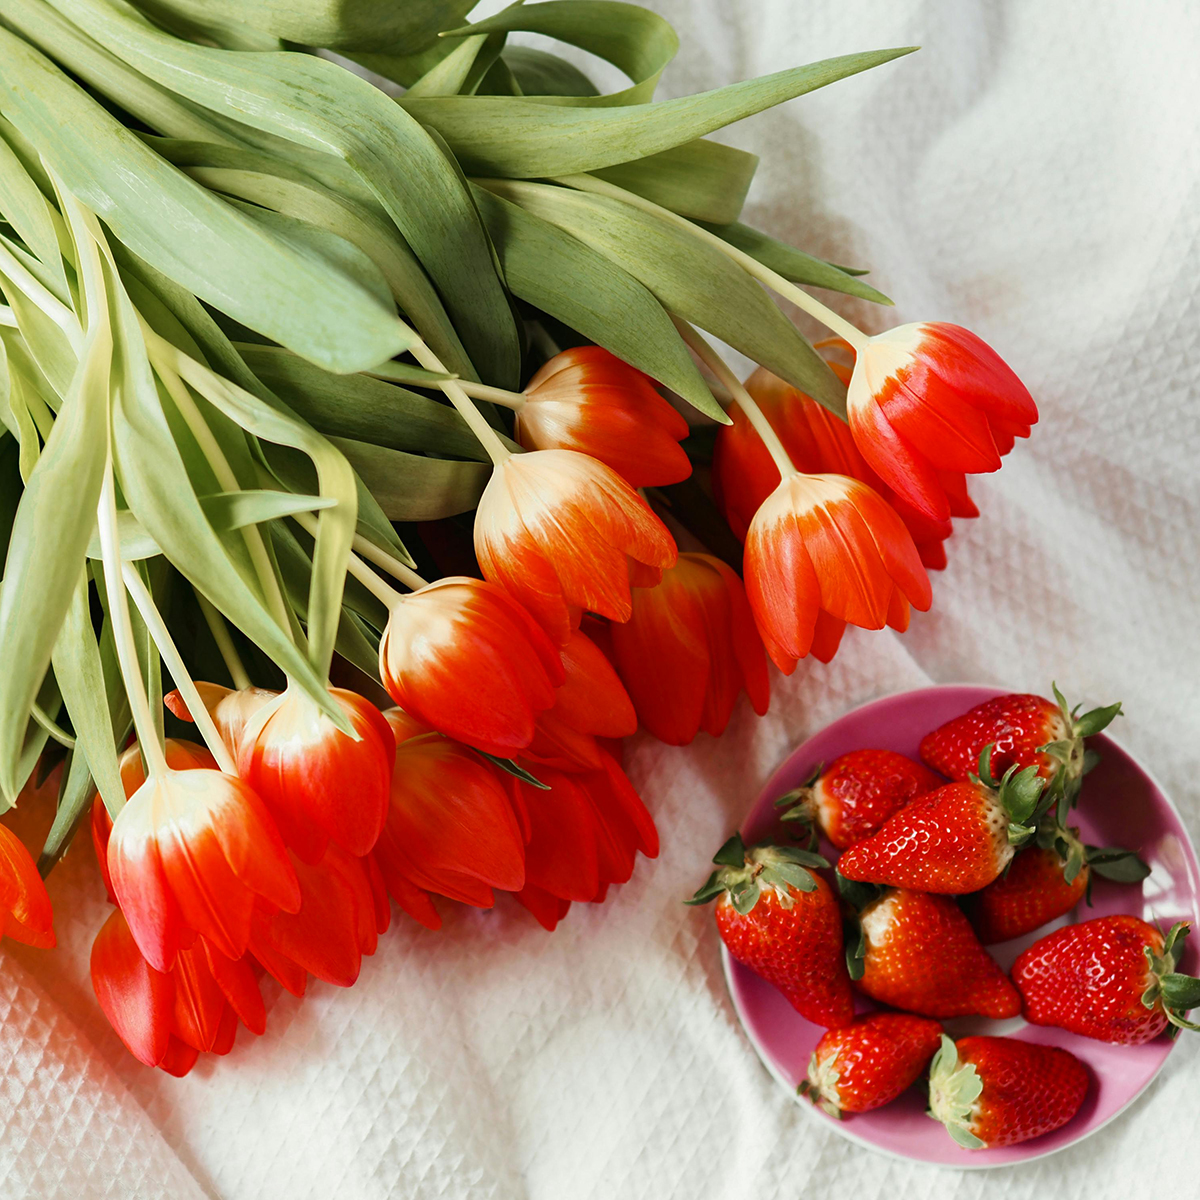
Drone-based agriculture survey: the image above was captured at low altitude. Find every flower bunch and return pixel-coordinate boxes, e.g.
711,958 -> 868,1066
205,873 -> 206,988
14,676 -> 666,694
0,0 -> 1037,1078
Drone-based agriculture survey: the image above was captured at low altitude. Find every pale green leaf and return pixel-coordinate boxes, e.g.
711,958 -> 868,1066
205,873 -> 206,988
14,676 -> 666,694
593,139 -> 758,224
484,180 -> 845,413
401,48 -> 917,175
332,436 -> 490,522
472,184 -> 722,420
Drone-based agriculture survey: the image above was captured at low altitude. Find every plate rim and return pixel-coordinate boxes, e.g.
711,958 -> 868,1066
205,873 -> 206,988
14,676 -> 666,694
722,680 -> 1200,1170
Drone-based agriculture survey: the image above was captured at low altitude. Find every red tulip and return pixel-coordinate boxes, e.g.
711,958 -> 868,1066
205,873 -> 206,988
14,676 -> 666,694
524,627 -> 637,771
508,751 -> 658,931
846,323 -> 1037,521
91,907 -> 265,1076
743,473 -> 931,673
0,822 -> 54,949
713,367 -> 971,571
167,684 -> 394,863
373,710 -> 526,911
107,741 -> 300,973
474,449 -> 677,644
249,842 -> 388,996
235,686 -> 394,864
607,553 -> 770,745
514,346 -> 691,487
378,576 -> 563,757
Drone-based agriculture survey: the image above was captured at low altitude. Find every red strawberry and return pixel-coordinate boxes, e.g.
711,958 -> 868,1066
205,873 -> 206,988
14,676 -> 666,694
1013,916 -> 1200,1044
688,834 -> 854,1027
777,750 -> 944,849
927,1035 -> 1088,1149
799,1012 -> 943,1116
920,685 -> 1120,807
836,748 -> 1046,894
847,886 -> 1021,1019
967,833 -> 1148,944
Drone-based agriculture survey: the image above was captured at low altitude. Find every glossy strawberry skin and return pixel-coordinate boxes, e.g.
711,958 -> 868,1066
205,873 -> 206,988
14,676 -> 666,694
1012,916 -> 1170,1044
856,889 -> 1021,1019
787,750 -> 945,849
804,1013 -> 942,1115
967,846 -> 1088,944
835,781 -> 1013,894
952,1037 -> 1088,1148
920,694 -> 1066,783
716,874 -> 854,1028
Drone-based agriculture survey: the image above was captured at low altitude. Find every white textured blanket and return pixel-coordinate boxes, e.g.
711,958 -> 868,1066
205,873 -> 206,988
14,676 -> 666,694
2,2 -> 1198,1196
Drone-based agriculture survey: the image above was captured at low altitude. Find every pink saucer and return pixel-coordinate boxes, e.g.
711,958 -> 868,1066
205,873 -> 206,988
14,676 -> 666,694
722,684 -> 1200,1167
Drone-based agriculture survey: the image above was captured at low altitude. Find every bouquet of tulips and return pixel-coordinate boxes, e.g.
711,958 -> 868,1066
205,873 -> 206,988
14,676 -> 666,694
0,0 -> 1038,1076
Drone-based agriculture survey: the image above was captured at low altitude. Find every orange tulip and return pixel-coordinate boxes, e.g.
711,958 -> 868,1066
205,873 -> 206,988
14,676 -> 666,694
713,367 -> 973,571
248,842 -> 388,996
474,449 -> 677,644
743,473 -> 931,673
514,346 -> 691,487
167,684 -> 394,864
107,741 -> 300,972
373,710 -> 526,912
524,627 -> 637,771
608,553 -> 770,745
91,907 -> 264,1076
507,751 -> 658,932
378,576 -> 563,756
846,322 -> 1037,521
0,822 -> 54,949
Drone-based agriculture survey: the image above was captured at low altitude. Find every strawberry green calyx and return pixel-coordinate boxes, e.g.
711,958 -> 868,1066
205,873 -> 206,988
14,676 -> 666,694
1032,821 -> 1149,891
927,1035 -> 985,1150
686,833 -> 829,914
836,872 -> 885,980
775,764 -> 823,847
1041,682 -> 1122,818
1143,922 -> 1200,1032
797,1050 -> 844,1118
973,743 -> 1047,848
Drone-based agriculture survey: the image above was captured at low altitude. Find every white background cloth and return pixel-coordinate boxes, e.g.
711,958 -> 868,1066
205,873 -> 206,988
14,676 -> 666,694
3,1 -> 1199,1196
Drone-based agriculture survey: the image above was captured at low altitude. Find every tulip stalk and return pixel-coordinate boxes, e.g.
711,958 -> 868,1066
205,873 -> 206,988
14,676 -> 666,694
97,465 -> 166,792
145,328 -> 298,643
552,173 -> 870,355
196,591 -> 252,692
671,317 -> 798,481
292,510 -> 426,600
122,564 -> 239,776
410,339 -> 513,466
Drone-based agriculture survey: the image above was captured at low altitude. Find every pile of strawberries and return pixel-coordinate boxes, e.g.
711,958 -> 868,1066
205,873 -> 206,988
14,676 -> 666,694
691,688 -> 1199,1151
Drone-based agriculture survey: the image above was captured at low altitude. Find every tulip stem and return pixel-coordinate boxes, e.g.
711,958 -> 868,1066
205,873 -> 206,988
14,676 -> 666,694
411,339 -> 513,466
350,534 -> 429,590
292,509 -> 427,595
452,379 -> 526,411
671,318 -> 797,480
147,333 -> 298,644
552,173 -> 870,352
123,565 -> 239,776
196,592 -> 252,691
98,467 -> 168,783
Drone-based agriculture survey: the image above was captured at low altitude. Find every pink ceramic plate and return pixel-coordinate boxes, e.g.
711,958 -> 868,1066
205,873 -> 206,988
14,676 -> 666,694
722,684 -> 1200,1167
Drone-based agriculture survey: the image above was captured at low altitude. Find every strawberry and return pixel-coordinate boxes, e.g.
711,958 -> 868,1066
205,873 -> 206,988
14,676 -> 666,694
799,1012 -> 943,1117
688,834 -> 854,1027
927,1035 -> 1088,1149
1013,916 -> 1200,1044
845,884 -> 1021,1019
920,685 -> 1120,810
835,747 -> 1047,894
776,750 -> 944,849
967,832 -> 1149,944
